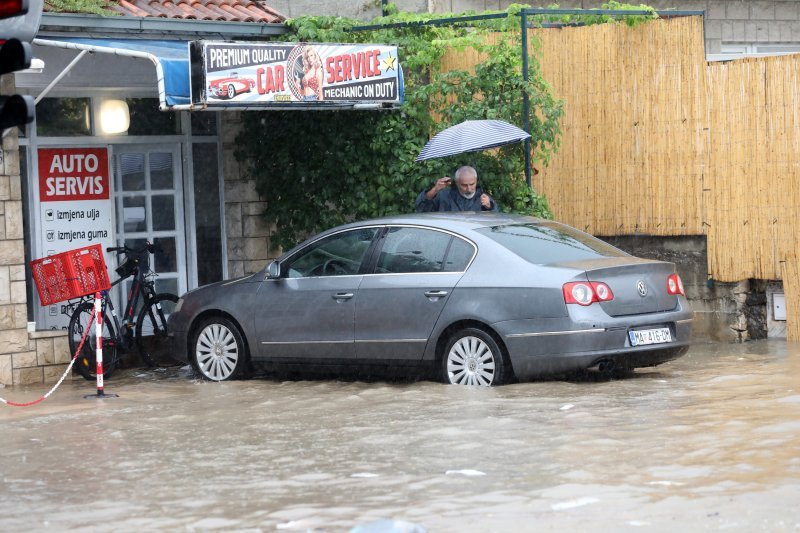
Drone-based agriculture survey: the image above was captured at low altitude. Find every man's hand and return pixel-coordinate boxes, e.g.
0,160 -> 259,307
433,176 -> 452,192
426,176 -> 452,200
480,193 -> 491,209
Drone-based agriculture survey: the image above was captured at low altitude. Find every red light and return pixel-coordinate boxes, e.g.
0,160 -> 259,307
0,0 -> 25,19
564,282 -> 593,305
667,273 -> 685,296
593,282 -> 613,301
563,281 -> 614,306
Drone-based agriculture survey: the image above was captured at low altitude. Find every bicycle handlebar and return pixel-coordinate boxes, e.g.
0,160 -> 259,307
107,242 -> 160,255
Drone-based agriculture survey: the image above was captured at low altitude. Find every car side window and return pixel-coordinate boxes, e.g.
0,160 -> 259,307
286,228 -> 378,278
376,227 -> 452,274
442,237 -> 475,272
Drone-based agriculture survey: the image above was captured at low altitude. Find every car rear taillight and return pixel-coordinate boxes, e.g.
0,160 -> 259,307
563,282 -> 614,306
667,273 -> 685,296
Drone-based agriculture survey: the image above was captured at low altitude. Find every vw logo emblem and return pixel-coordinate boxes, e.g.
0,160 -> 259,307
637,280 -> 648,297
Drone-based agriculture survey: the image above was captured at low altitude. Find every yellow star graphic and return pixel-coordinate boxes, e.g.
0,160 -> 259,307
381,53 -> 397,72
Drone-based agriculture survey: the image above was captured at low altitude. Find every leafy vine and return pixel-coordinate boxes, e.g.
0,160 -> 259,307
235,2 -> 655,250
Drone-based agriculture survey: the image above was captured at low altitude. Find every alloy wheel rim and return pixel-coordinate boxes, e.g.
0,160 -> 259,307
446,335 -> 495,386
196,323 -> 239,380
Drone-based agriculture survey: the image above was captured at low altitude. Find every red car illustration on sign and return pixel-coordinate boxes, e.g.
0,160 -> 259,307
208,73 -> 256,100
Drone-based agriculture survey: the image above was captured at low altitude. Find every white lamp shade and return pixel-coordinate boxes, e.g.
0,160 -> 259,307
98,99 -> 130,134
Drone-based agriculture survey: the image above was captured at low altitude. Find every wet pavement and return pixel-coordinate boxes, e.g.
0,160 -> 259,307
1,340 -> 799,532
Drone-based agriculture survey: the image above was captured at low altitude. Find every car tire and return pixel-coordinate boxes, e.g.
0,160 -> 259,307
192,316 -> 247,381
442,327 -> 507,386
227,84 -> 235,99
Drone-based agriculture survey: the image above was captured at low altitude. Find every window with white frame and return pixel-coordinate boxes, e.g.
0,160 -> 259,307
709,43 -> 800,62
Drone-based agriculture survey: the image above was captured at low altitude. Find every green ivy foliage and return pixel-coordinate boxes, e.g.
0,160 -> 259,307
44,0 -> 119,16
533,1 -> 657,26
235,3 -> 655,250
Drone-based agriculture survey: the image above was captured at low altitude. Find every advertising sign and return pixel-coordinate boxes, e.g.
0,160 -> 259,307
37,147 -> 113,329
190,41 -> 403,107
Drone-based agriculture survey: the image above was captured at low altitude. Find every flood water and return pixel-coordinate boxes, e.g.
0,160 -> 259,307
1,340 -> 799,532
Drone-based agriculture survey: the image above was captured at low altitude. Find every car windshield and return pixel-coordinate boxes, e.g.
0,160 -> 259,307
477,222 -> 628,264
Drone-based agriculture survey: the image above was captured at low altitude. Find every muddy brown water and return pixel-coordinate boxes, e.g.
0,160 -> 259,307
1,340 -> 799,532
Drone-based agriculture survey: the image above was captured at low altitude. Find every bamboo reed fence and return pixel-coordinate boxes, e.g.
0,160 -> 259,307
441,15 -> 800,339
783,253 -> 800,341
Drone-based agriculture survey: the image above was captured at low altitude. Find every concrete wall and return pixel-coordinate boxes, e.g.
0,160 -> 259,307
626,0 -> 800,55
268,0 -> 429,20
602,235 -> 784,343
275,0 -> 800,56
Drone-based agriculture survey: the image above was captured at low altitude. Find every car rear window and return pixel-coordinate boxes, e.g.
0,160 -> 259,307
476,222 -> 628,264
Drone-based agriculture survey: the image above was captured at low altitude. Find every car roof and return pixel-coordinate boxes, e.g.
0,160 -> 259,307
340,212 -> 547,232
276,213 -> 551,262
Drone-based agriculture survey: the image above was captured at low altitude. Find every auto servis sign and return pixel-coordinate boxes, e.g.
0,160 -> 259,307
190,41 -> 403,107
36,147 -> 113,328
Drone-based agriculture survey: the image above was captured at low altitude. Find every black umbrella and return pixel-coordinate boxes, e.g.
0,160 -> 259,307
416,119 -> 531,161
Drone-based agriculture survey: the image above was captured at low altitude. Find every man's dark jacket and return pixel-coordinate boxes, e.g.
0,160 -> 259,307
415,186 -> 499,212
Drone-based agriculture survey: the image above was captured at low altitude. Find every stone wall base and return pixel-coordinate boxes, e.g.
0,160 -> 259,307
0,330 -> 73,386
602,235 -> 785,343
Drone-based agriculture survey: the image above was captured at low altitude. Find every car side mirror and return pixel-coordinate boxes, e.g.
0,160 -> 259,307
266,260 -> 281,279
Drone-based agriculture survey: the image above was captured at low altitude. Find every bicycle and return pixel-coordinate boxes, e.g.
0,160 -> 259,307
66,242 -> 179,381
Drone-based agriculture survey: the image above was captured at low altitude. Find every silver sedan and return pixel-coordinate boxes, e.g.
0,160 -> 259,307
168,213 -> 693,386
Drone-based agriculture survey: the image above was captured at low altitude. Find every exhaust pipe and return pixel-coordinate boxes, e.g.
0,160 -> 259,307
598,360 -> 615,373
587,359 -> 615,374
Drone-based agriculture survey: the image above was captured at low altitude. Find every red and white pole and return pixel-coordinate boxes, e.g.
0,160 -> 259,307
94,291 -> 105,396
84,292 -> 117,400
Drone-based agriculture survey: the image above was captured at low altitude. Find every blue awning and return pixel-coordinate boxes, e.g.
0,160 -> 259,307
34,38 -> 191,108
33,37 -> 405,112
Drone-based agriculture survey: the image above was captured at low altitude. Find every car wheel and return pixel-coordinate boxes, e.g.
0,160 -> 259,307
442,327 -> 507,386
227,84 -> 235,99
192,316 -> 247,381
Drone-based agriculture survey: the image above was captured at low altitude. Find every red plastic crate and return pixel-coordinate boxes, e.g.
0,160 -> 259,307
30,244 -> 111,306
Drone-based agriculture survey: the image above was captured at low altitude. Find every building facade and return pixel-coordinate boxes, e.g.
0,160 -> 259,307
0,5 -> 287,386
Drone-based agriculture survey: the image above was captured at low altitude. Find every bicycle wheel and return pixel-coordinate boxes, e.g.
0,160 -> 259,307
135,293 -> 179,366
67,301 -> 120,381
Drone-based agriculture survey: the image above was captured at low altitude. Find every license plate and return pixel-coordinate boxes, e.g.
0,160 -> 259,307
629,327 -> 672,346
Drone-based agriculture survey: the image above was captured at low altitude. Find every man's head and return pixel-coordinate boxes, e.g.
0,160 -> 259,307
454,166 -> 478,199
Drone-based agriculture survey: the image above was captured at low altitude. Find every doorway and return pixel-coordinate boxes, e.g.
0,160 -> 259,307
112,143 -> 187,301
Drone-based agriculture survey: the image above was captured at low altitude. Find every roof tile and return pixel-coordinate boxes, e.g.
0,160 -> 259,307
114,0 -> 151,18
180,2 -> 222,20
100,0 -> 285,23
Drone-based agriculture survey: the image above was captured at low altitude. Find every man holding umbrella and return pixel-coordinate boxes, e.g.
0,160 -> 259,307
415,120 -> 530,212
415,165 -> 498,212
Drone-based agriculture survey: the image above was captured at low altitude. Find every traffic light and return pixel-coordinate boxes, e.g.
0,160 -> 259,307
0,0 -> 27,20
0,37 -> 33,129
0,0 -> 40,131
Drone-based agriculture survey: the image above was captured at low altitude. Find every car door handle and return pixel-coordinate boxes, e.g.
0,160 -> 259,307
332,292 -> 354,300
424,290 -> 448,298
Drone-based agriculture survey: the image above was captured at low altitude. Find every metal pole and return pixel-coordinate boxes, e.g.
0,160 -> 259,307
352,10 -> 704,33
84,292 -> 118,399
381,0 -> 388,17
94,293 -> 104,396
521,11 -> 532,188
351,12 -> 509,32
33,49 -> 87,104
